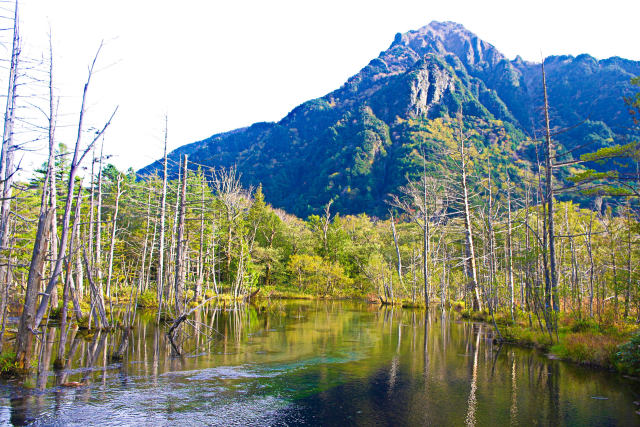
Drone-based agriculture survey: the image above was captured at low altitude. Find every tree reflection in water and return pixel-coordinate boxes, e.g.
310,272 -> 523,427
1,301 -> 638,426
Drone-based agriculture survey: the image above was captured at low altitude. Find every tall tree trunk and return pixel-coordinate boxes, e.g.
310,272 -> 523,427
144,197 -> 158,292
0,0 -> 19,269
507,179 -> 515,321
565,205 -> 579,315
233,239 -> 245,299
88,144 -> 96,283
14,26 -> 53,365
83,248 -> 109,329
15,208 -> 53,368
458,120 -> 482,311
156,118 -> 168,322
106,175 -> 122,325
32,45 -> 116,331
75,220 -> 84,299
58,178 -> 84,363
210,209 -> 218,295
486,166 -> 497,311
226,212 -> 233,284
422,165 -> 430,308
174,155 -> 188,313
48,148 -> 58,309
95,140 -> 104,300
167,166 -> 181,306
542,59 -> 558,312
584,214 -> 595,317
625,203 -> 632,318
411,248 -> 416,303
390,211 -> 403,302
0,0 -> 20,324
441,243 -> 447,305
603,209 -> 619,317
138,182 -> 152,293
196,173 -> 205,299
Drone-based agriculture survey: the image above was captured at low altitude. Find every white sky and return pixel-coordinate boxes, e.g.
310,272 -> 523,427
8,0 -> 640,173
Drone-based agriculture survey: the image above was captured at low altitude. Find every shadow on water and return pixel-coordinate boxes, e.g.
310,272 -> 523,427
1,301 -> 639,425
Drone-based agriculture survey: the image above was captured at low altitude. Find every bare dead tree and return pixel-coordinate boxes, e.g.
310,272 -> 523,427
16,44 -> 118,363
82,246 -> 109,329
174,155 -> 188,313
137,180 -> 152,293
212,165 -> 250,288
456,116 -> 482,311
195,171 -> 206,299
166,164 -> 181,307
0,0 -> 20,327
95,139 -> 105,301
542,59 -> 558,312
14,204 -> 53,368
105,173 -> 123,324
156,116 -> 168,323
57,177 -> 84,363
0,0 -> 19,250
389,153 -> 446,308
506,176 -> 515,321
389,210 -> 401,303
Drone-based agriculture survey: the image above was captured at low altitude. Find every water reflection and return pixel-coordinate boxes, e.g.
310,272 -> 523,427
510,352 -> 518,426
465,325 -> 480,426
0,301 -> 638,426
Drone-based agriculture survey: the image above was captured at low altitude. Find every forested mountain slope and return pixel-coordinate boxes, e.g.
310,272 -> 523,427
139,21 -> 639,217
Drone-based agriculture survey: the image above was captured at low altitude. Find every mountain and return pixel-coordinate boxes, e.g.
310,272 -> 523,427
139,21 -> 640,218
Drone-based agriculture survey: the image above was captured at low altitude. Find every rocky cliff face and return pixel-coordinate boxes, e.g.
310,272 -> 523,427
390,21 -> 505,71
140,21 -> 639,217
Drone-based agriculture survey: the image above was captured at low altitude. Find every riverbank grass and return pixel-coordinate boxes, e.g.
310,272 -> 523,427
464,309 -> 640,372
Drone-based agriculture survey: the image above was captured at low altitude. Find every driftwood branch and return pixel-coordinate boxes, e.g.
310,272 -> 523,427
166,294 -> 219,356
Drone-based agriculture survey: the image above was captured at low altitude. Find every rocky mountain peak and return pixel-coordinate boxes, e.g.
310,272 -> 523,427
140,21 -> 639,217
389,21 -> 505,71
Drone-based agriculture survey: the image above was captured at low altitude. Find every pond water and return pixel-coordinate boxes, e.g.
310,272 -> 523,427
0,301 -> 639,426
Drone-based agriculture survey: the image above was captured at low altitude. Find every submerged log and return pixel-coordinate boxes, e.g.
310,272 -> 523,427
167,293 -> 218,356
244,288 -> 260,303
60,381 -> 86,388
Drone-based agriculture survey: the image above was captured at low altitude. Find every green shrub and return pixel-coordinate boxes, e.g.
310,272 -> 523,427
137,290 -> 157,308
80,299 -> 91,314
0,352 -> 19,376
48,305 -> 63,320
493,311 -> 512,325
52,357 -> 65,370
47,303 -> 75,321
460,309 -> 490,322
569,318 -> 599,333
501,326 -> 553,350
615,333 -> 640,375
553,332 -> 620,367
401,299 -> 425,308
118,286 -> 133,299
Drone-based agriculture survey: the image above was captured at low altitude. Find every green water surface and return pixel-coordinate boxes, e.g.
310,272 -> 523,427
1,301 -> 638,426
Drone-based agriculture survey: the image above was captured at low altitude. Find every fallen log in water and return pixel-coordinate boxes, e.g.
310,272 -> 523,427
244,288 -> 260,303
167,294 -> 219,356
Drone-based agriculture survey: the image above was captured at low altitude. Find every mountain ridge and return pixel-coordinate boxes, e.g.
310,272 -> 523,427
139,21 -> 639,217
